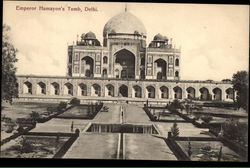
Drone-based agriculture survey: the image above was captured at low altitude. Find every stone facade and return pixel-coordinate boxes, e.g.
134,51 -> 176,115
16,10 -> 235,102
17,75 -> 234,102
68,11 -> 180,81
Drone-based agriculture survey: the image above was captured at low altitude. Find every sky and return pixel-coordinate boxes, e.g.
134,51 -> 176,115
3,1 -> 249,81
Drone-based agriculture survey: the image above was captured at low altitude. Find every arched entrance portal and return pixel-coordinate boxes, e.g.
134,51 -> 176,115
173,86 -> 182,99
186,87 -> 195,99
51,82 -> 60,95
91,84 -> 101,97
146,86 -> 155,98
119,85 -> 128,97
115,69 -> 119,78
213,88 -> 222,101
64,83 -> 73,96
78,83 -> 87,96
160,86 -> 169,99
114,49 -> 135,79
23,81 -> 32,94
155,59 -> 167,79
105,84 -> 114,97
81,56 -> 94,77
226,88 -> 234,100
199,87 -> 210,101
37,82 -> 46,95
102,69 -> 107,78
133,85 -> 142,98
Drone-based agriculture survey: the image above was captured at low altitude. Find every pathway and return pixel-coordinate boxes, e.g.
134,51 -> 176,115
123,104 -> 151,123
30,102 -> 213,160
64,133 -> 119,159
93,104 -> 120,123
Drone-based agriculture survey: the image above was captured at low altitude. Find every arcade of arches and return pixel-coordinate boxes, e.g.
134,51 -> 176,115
18,77 -> 235,101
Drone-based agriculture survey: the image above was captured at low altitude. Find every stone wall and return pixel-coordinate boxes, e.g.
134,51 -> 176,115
17,75 -> 234,102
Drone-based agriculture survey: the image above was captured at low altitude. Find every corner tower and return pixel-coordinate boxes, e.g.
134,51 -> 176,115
146,33 -> 181,80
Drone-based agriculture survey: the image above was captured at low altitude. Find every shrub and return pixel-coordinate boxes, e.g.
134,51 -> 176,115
1,114 -> 6,121
1,116 -> 12,123
171,121 -> 179,138
17,126 -> 24,133
69,98 -> 80,105
57,101 -> 67,111
193,114 -> 201,120
153,115 -> 157,121
201,145 -> 212,151
3,118 -> 16,133
223,118 -> 248,145
16,118 -> 36,128
5,124 -> 15,133
187,141 -> 192,158
168,99 -> 182,111
47,107 -> 57,113
29,111 -> 40,121
18,136 -> 33,153
201,115 -> 213,123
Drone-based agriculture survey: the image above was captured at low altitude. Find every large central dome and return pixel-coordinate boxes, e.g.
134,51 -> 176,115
103,12 -> 147,37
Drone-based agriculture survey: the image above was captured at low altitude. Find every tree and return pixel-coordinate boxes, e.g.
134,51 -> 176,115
69,97 -> 80,105
222,79 -> 231,83
223,118 -> 248,145
2,24 -> 18,104
232,71 -> 248,110
201,115 -> 213,123
218,146 -> 223,161
17,136 -> 33,153
168,99 -> 182,111
57,101 -> 67,111
187,141 -> 192,158
3,118 -> 16,133
171,121 -> 180,138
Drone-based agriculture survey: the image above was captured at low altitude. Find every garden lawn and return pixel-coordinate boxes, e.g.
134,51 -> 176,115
1,101 -> 58,121
156,122 -> 211,137
209,117 -> 248,124
30,118 -> 89,133
1,135 -> 69,158
176,140 -> 246,162
57,105 -> 90,119
194,107 -> 247,117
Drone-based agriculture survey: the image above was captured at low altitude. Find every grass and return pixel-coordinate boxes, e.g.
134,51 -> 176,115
31,118 -> 88,133
0,135 -> 69,158
57,106 -> 90,118
193,107 -> 247,116
151,109 -> 186,122
1,102 -> 248,160
176,140 -> 246,162
1,102 -> 59,141
1,101 -> 58,121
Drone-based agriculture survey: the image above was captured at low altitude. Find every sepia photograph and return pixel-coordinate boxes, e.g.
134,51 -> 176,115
1,1 -> 249,163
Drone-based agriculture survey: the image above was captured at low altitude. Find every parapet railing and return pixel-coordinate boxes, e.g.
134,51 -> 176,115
16,75 -> 232,84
